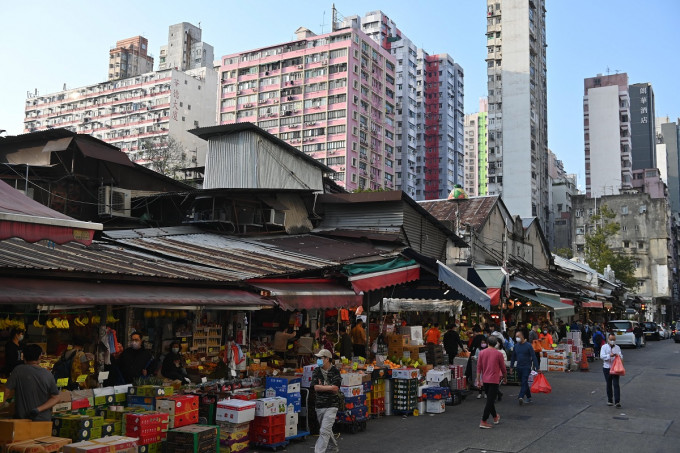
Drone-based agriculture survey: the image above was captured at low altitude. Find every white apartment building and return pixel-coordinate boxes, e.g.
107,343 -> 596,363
486,0 -> 549,228
355,10 -> 465,200
159,22 -> 214,72
464,98 -> 489,197
23,67 -> 217,169
583,73 -> 632,198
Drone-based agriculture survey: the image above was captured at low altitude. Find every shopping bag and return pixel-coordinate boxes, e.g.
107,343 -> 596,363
610,355 -> 625,376
530,372 -> 552,394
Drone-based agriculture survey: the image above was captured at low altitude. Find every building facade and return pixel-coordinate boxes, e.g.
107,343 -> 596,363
159,22 -> 214,72
355,11 -> 465,200
485,0 -> 549,227
23,67 -> 217,169
658,118 -> 680,213
217,25 -> 396,192
551,173 -> 577,251
464,99 -> 488,197
108,36 -> 154,81
583,73 -> 632,198
629,82 -> 656,171
572,192 -> 672,322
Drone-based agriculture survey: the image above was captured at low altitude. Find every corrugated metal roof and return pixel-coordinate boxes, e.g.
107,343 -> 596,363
257,235 -> 394,262
419,196 -> 500,232
0,238 -> 238,281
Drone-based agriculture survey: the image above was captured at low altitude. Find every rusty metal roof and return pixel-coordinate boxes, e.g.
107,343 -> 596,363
419,196 -> 500,232
0,238 -> 238,282
257,234 -> 397,262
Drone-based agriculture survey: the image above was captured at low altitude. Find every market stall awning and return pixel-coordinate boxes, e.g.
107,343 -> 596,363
371,298 -> 462,315
471,266 -> 506,289
512,289 -> 575,320
438,261 -> 491,311
581,299 -> 603,309
0,278 -> 273,308
246,278 -> 363,311
487,288 -> 502,307
0,179 -> 102,245
344,258 -> 420,293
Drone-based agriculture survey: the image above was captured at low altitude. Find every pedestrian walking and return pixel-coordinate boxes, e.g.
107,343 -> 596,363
476,336 -> 506,428
474,338 -> 489,399
312,349 -> 342,453
600,333 -> 623,408
592,327 -> 605,358
633,324 -> 644,349
510,330 -> 539,405
443,324 -> 466,364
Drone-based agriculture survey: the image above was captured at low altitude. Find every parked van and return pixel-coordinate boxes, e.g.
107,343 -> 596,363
606,320 -> 644,348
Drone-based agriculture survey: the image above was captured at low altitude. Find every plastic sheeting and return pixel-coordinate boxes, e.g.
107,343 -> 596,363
372,298 -> 462,315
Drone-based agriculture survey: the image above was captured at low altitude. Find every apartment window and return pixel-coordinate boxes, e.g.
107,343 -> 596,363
623,240 -> 630,248
576,227 -> 585,235
638,241 -> 644,249
621,205 -> 629,215
622,225 -> 627,232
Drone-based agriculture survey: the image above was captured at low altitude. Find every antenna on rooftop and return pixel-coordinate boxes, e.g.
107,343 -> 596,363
320,11 -> 326,34
606,66 -> 610,75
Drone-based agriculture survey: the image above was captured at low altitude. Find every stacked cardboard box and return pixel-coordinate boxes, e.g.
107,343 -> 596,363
300,365 -> 316,388
124,412 -> 168,446
392,378 -> 417,413
336,383 -> 367,423
52,415 -> 105,441
264,376 -> 301,438
369,379 -> 386,416
166,425 -> 219,453
62,436 -> 138,453
5,436 -> 71,453
156,395 -> 199,429
0,420 -> 56,451
387,334 -> 405,359
216,421 -> 249,453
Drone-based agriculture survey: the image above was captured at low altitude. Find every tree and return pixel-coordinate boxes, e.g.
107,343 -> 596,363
554,247 -> 573,259
584,204 -> 637,289
139,136 -> 189,178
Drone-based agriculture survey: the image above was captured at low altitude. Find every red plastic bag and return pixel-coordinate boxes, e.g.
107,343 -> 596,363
610,355 -> 625,376
530,372 -> 552,394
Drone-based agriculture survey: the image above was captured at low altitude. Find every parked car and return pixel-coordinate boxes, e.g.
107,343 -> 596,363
606,320 -> 644,347
657,325 -> 670,339
641,322 -> 660,341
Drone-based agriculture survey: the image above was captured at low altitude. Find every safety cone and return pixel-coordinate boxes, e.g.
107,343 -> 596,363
579,350 -> 589,372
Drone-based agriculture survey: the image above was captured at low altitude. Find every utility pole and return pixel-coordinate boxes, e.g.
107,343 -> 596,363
501,230 -> 508,331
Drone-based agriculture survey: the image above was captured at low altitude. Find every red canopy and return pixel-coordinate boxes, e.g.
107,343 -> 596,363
347,264 -> 420,293
247,278 -> 363,310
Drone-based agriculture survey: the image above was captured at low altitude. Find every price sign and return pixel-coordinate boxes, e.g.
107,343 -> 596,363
0,392 -> 4,403
186,359 -> 191,364
57,378 -> 69,388
76,375 -> 88,383
98,371 -> 109,383
197,365 -> 204,370
201,377 -> 207,383
352,362 -> 358,371
366,365 -> 374,373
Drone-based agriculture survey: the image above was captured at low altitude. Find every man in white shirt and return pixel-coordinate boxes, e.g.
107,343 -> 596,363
600,333 -> 623,408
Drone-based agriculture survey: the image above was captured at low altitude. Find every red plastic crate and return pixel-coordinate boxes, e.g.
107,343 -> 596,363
171,409 -> 199,428
251,414 -> 286,429
250,423 -> 285,437
252,431 -> 285,445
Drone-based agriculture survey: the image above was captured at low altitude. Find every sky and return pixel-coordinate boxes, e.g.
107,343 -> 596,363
1,0 -> 678,190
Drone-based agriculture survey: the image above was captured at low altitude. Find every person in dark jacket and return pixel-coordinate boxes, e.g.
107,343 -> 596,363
2,328 -> 24,377
117,332 -> 154,384
443,324 -> 466,364
510,331 -> 540,405
161,341 -> 188,382
338,325 -> 353,359
312,349 -> 342,453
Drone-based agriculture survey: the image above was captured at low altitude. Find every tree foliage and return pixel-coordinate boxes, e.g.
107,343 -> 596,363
554,247 -> 574,259
140,137 -> 188,178
584,204 -> 637,289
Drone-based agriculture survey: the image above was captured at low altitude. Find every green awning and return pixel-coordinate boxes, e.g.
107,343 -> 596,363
342,257 -> 417,276
512,289 -> 575,320
472,266 -> 506,288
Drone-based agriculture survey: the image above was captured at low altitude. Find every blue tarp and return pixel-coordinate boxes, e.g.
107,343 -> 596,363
437,261 -> 491,311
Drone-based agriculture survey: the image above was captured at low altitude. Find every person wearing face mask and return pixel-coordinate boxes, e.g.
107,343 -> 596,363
311,349 -> 341,453
510,331 -> 539,405
117,332 -> 154,384
474,339 -> 489,399
600,334 -> 623,408
162,341 -> 188,381
2,328 -> 25,377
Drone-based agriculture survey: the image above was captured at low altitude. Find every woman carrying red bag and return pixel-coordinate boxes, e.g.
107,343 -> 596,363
600,333 -> 623,408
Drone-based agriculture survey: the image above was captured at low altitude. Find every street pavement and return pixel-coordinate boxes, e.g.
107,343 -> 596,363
267,339 -> 680,453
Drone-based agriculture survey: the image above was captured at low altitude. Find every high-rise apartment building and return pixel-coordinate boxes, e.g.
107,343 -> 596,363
23,67 -> 217,169
159,22 -> 214,72
217,25 -> 396,191
629,82 -> 656,170
658,118 -> 680,212
583,73 -> 632,198
485,0 -> 549,228
108,36 -> 154,81
355,10 -> 465,200
463,99 -> 488,197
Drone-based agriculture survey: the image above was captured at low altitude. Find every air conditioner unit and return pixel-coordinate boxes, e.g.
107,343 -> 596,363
340,166 -> 345,171
297,65 -> 303,69
261,208 -> 286,227
98,186 -> 132,217
322,61 -> 328,66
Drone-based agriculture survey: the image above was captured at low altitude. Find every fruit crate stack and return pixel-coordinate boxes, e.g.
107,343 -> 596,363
337,374 -> 368,425
449,364 -> 467,390
426,344 -> 445,366
264,376 -> 303,439
62,436 -> 140,453
422,387 -> 450,414
250,397 -> 287,446
52,414 -> 105,442
216,398 -> 256,453
124,412 -> 169,448
369,379 -> 386,416
391,368 -> 420,415
155,394 -> 200,429
166,424 -> 219,453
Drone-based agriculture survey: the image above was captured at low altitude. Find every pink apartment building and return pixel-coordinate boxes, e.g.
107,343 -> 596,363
218,26 -> 397,191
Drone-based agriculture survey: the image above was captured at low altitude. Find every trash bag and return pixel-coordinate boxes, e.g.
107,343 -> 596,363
610,355 -> 625,376
530,372 -> 552,394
